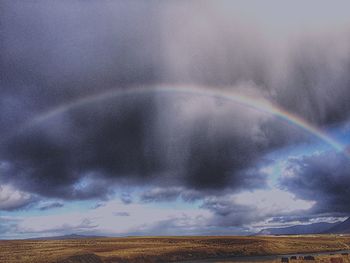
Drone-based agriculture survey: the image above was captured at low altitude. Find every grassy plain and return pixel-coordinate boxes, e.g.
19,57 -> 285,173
1,235 -> 350,263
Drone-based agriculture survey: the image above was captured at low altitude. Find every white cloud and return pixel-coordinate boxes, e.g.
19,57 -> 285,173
0,184 -> 33,211
14,200 -> 211,236
5,188 -> 317,237
233,189 -> 315,214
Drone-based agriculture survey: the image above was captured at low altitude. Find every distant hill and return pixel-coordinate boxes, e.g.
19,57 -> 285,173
27,233 -> 106,240
325,217 -> 350,234
258,221 -> 340,235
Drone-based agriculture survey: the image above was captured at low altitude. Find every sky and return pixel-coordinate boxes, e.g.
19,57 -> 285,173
1,0 -> 350,239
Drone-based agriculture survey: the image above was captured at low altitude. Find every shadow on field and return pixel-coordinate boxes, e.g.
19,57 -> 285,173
58,253 -> 103,263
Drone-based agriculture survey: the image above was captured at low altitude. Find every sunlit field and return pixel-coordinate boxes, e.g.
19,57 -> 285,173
1,235 -> 350,263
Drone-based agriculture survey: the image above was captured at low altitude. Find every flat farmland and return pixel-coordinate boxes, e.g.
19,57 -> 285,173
1,235 -> 350,263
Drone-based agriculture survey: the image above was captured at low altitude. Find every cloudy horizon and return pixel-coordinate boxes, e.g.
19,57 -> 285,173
1,0 -> 350,239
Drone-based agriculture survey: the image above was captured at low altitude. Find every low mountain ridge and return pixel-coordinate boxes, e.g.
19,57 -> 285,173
325,217 -> 350,234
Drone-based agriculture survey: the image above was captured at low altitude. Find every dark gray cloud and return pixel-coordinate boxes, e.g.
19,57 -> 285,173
141,187 -> 182,203
1,0 -> 350,206
1,94 -> 276,199
2,0 -> 349,130
0,0 -> 162,137
39,202 -> 64,211
184,120 -> 261,190
140,187 -> 211,203
200,197 -> 267,227
120,193 -> 133,205
281,151 -> 350,215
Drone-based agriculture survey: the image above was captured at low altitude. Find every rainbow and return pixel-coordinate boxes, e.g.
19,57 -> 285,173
16,84 -> 346,154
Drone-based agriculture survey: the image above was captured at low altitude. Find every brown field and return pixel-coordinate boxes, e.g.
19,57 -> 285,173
1,235 -> 350,263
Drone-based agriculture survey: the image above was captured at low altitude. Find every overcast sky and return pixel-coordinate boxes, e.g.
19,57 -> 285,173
1,0 -> 350,239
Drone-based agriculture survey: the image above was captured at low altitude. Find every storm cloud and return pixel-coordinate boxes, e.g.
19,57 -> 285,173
39,202 -> 64,211
1,92 -> 280,200
1,0 -> 350,216
281,151 -> 350,216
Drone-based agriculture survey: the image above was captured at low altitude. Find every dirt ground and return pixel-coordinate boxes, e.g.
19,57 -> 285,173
1,235 -> 350,263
